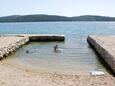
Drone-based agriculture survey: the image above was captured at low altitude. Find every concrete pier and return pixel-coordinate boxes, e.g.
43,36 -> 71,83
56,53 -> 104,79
0,34 -> 65,59
18,34 -> 65,41
0,36 -> 29,59
3,34 -> 65,41
87,35 -> 115,73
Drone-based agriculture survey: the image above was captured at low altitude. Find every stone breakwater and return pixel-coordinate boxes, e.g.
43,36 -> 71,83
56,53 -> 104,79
16,34 -> 65,41
0,34 -> 65,60
0,37 -> 29,60
87,35 -> 115,73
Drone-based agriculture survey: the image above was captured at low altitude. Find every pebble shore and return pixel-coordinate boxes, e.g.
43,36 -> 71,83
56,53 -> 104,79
0,60 -> 114,86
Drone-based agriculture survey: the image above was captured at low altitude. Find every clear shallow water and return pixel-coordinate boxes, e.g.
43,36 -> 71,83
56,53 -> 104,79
0,22 -> 115,75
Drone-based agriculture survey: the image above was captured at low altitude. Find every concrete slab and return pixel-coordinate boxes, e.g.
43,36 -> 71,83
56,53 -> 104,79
1,34 -> 65,41
0,37 -> 27,48
0,36 -> 29,59
87,35 -> 115,73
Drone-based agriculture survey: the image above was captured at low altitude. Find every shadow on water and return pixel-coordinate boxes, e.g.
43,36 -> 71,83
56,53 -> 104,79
88,45 -> 115,77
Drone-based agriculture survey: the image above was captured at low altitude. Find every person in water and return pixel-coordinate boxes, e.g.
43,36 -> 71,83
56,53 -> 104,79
54,45 -> 58,51
26,50 -> 29,53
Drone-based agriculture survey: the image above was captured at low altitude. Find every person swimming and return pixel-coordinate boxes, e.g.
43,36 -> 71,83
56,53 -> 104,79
54,45 -> 58,51
26,50 -> 29,53
26,49 -> 38,53
54,45 -> 63,52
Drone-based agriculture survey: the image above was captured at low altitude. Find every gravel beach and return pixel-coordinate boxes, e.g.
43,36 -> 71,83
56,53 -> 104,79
0,60 -> 114,86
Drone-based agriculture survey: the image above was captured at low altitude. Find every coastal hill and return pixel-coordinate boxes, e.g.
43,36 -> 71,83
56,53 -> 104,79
0,14 -> 115,22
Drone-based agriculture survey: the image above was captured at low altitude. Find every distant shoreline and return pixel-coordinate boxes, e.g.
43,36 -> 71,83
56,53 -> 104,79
0,14 -> 115,22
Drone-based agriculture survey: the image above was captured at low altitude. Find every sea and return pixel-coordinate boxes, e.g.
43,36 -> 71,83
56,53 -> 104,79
0,21 -> 115,75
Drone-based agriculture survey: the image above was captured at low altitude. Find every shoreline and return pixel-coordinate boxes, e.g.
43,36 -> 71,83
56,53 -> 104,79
0,60 -> 115,86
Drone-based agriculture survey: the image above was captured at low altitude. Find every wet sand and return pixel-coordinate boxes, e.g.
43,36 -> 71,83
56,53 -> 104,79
0,60 -> 114,86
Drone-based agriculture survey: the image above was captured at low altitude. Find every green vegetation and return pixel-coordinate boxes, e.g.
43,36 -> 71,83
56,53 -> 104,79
0,14 -> 115,22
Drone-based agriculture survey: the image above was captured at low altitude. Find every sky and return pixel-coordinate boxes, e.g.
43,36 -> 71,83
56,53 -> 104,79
0,0 -> 115,17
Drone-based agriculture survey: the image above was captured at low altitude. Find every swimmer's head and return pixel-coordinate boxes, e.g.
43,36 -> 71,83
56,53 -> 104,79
26,50 -> 29,53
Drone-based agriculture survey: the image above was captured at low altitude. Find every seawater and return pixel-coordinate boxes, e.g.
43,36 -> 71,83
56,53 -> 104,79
0,22 -> 115,75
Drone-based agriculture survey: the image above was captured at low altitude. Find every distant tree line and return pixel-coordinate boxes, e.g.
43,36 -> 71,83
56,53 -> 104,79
0,14 -> 115,22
